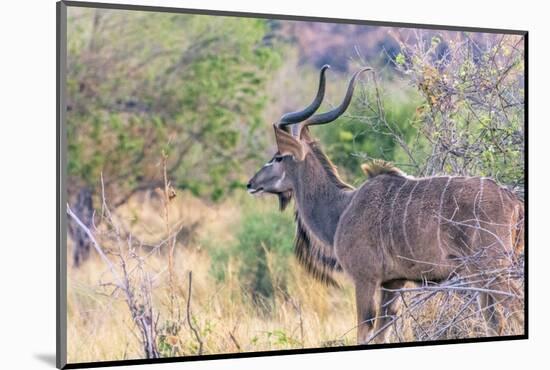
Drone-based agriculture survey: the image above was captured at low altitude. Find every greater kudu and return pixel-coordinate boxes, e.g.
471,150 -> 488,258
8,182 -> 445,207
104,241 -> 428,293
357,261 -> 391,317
247,65 -> 524,344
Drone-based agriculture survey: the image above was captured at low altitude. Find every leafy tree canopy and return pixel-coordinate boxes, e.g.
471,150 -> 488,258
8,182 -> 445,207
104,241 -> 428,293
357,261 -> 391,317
67,9 -> 282,202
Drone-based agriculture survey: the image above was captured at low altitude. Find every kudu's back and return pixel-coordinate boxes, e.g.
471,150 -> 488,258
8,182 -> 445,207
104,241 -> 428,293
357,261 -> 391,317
335,173 -> 524,282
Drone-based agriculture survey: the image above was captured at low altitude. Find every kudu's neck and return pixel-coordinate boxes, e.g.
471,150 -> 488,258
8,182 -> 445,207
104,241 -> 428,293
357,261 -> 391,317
291,149 -> 354,247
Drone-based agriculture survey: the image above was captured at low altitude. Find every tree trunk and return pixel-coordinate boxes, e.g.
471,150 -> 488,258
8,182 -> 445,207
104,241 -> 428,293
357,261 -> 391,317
68,186 -> 94,267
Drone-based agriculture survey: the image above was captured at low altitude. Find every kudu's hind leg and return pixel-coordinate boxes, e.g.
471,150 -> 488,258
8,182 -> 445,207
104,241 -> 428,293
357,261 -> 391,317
372,280 -> 408,344
478,279 -> 524,336
501,279 -> 525,333
355,281 -> 381,344
478,292 -> 502,337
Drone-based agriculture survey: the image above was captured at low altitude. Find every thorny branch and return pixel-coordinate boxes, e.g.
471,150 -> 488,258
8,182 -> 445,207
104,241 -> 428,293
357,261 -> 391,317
67,203 -> 160,358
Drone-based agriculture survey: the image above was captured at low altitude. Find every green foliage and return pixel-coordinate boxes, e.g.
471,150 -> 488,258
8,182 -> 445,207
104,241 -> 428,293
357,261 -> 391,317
395,53 -> 406,66
248,329 -> 301,349
316,33 -> 523,192
66,8 -> 282,200
315,84 -> 421,184
390,32 -> 524,189
209,204 -> 294,308
265,329 -> 301,347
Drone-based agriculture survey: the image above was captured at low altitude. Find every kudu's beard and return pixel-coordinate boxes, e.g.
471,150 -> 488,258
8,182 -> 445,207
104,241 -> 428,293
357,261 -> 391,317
278,191 -> 293,211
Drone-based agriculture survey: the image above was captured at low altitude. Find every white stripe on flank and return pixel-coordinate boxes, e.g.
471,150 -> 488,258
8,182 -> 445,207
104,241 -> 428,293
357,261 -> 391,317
436,177 -> 452,257
378,183 -> 396,258
403,180 -> 419,257
473,178 -> 486,239
479,177 -> 484,205
498,186 -> 505,211
478,177 -> 485,218
417,177 -> 434,229
478,177 -> 494,222
389,179 -> 408,251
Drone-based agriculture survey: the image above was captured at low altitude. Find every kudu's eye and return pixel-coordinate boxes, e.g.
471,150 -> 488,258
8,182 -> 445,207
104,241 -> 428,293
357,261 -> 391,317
274,156 -> 284,163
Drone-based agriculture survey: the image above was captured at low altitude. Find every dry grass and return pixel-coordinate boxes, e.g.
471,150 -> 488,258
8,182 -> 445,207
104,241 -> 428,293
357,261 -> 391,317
67,190 -> 523,364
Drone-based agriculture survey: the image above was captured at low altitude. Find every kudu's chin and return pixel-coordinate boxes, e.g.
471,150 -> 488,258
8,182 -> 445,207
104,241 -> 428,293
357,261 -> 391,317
247,187 -> 264,195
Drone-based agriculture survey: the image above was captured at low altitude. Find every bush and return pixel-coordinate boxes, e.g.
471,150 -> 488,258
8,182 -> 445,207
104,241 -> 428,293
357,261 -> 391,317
389,32 -> 524,188
209,204 -> 294,310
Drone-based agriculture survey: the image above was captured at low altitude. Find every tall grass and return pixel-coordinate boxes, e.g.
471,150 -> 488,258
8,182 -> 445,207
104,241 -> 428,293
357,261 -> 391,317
67,190 -> 522,363
67,191 -> 357,363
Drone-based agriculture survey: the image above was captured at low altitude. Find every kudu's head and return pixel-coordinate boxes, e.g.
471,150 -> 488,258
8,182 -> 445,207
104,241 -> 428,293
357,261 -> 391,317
247,65 -> 371,210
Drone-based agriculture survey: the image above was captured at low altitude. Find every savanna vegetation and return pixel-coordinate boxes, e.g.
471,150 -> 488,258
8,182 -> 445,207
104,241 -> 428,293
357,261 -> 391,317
65,7 -> 525,363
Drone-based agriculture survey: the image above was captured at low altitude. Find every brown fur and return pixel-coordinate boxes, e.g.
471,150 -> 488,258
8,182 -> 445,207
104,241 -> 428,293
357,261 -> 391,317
250,134 -> 524,343
248,68 -> 524,344
334,173 -> 524,342
294,213 -> 342,287
284,129 -> 351,285
309,141 -> 353,190
274,124 -> 305,160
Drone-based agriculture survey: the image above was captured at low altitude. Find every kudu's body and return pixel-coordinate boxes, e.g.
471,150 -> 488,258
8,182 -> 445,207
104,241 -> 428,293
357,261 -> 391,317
248,66 -> 524,343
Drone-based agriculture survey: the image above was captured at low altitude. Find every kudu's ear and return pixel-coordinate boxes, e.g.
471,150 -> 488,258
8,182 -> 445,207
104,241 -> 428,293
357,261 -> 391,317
298,126 -> 313,142
273,124 -> 305,160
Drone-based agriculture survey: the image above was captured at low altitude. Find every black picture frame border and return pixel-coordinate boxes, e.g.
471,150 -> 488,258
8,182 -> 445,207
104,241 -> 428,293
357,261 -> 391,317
57,2 -> 68,369
56,1 -> 528,369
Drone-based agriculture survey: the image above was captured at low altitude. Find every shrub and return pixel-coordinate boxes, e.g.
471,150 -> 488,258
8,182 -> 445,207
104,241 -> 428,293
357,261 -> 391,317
209,204 -> 294,310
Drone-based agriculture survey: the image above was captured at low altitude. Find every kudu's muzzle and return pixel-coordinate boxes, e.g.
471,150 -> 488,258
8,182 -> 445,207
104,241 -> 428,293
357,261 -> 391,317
246,172 -> 263,194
